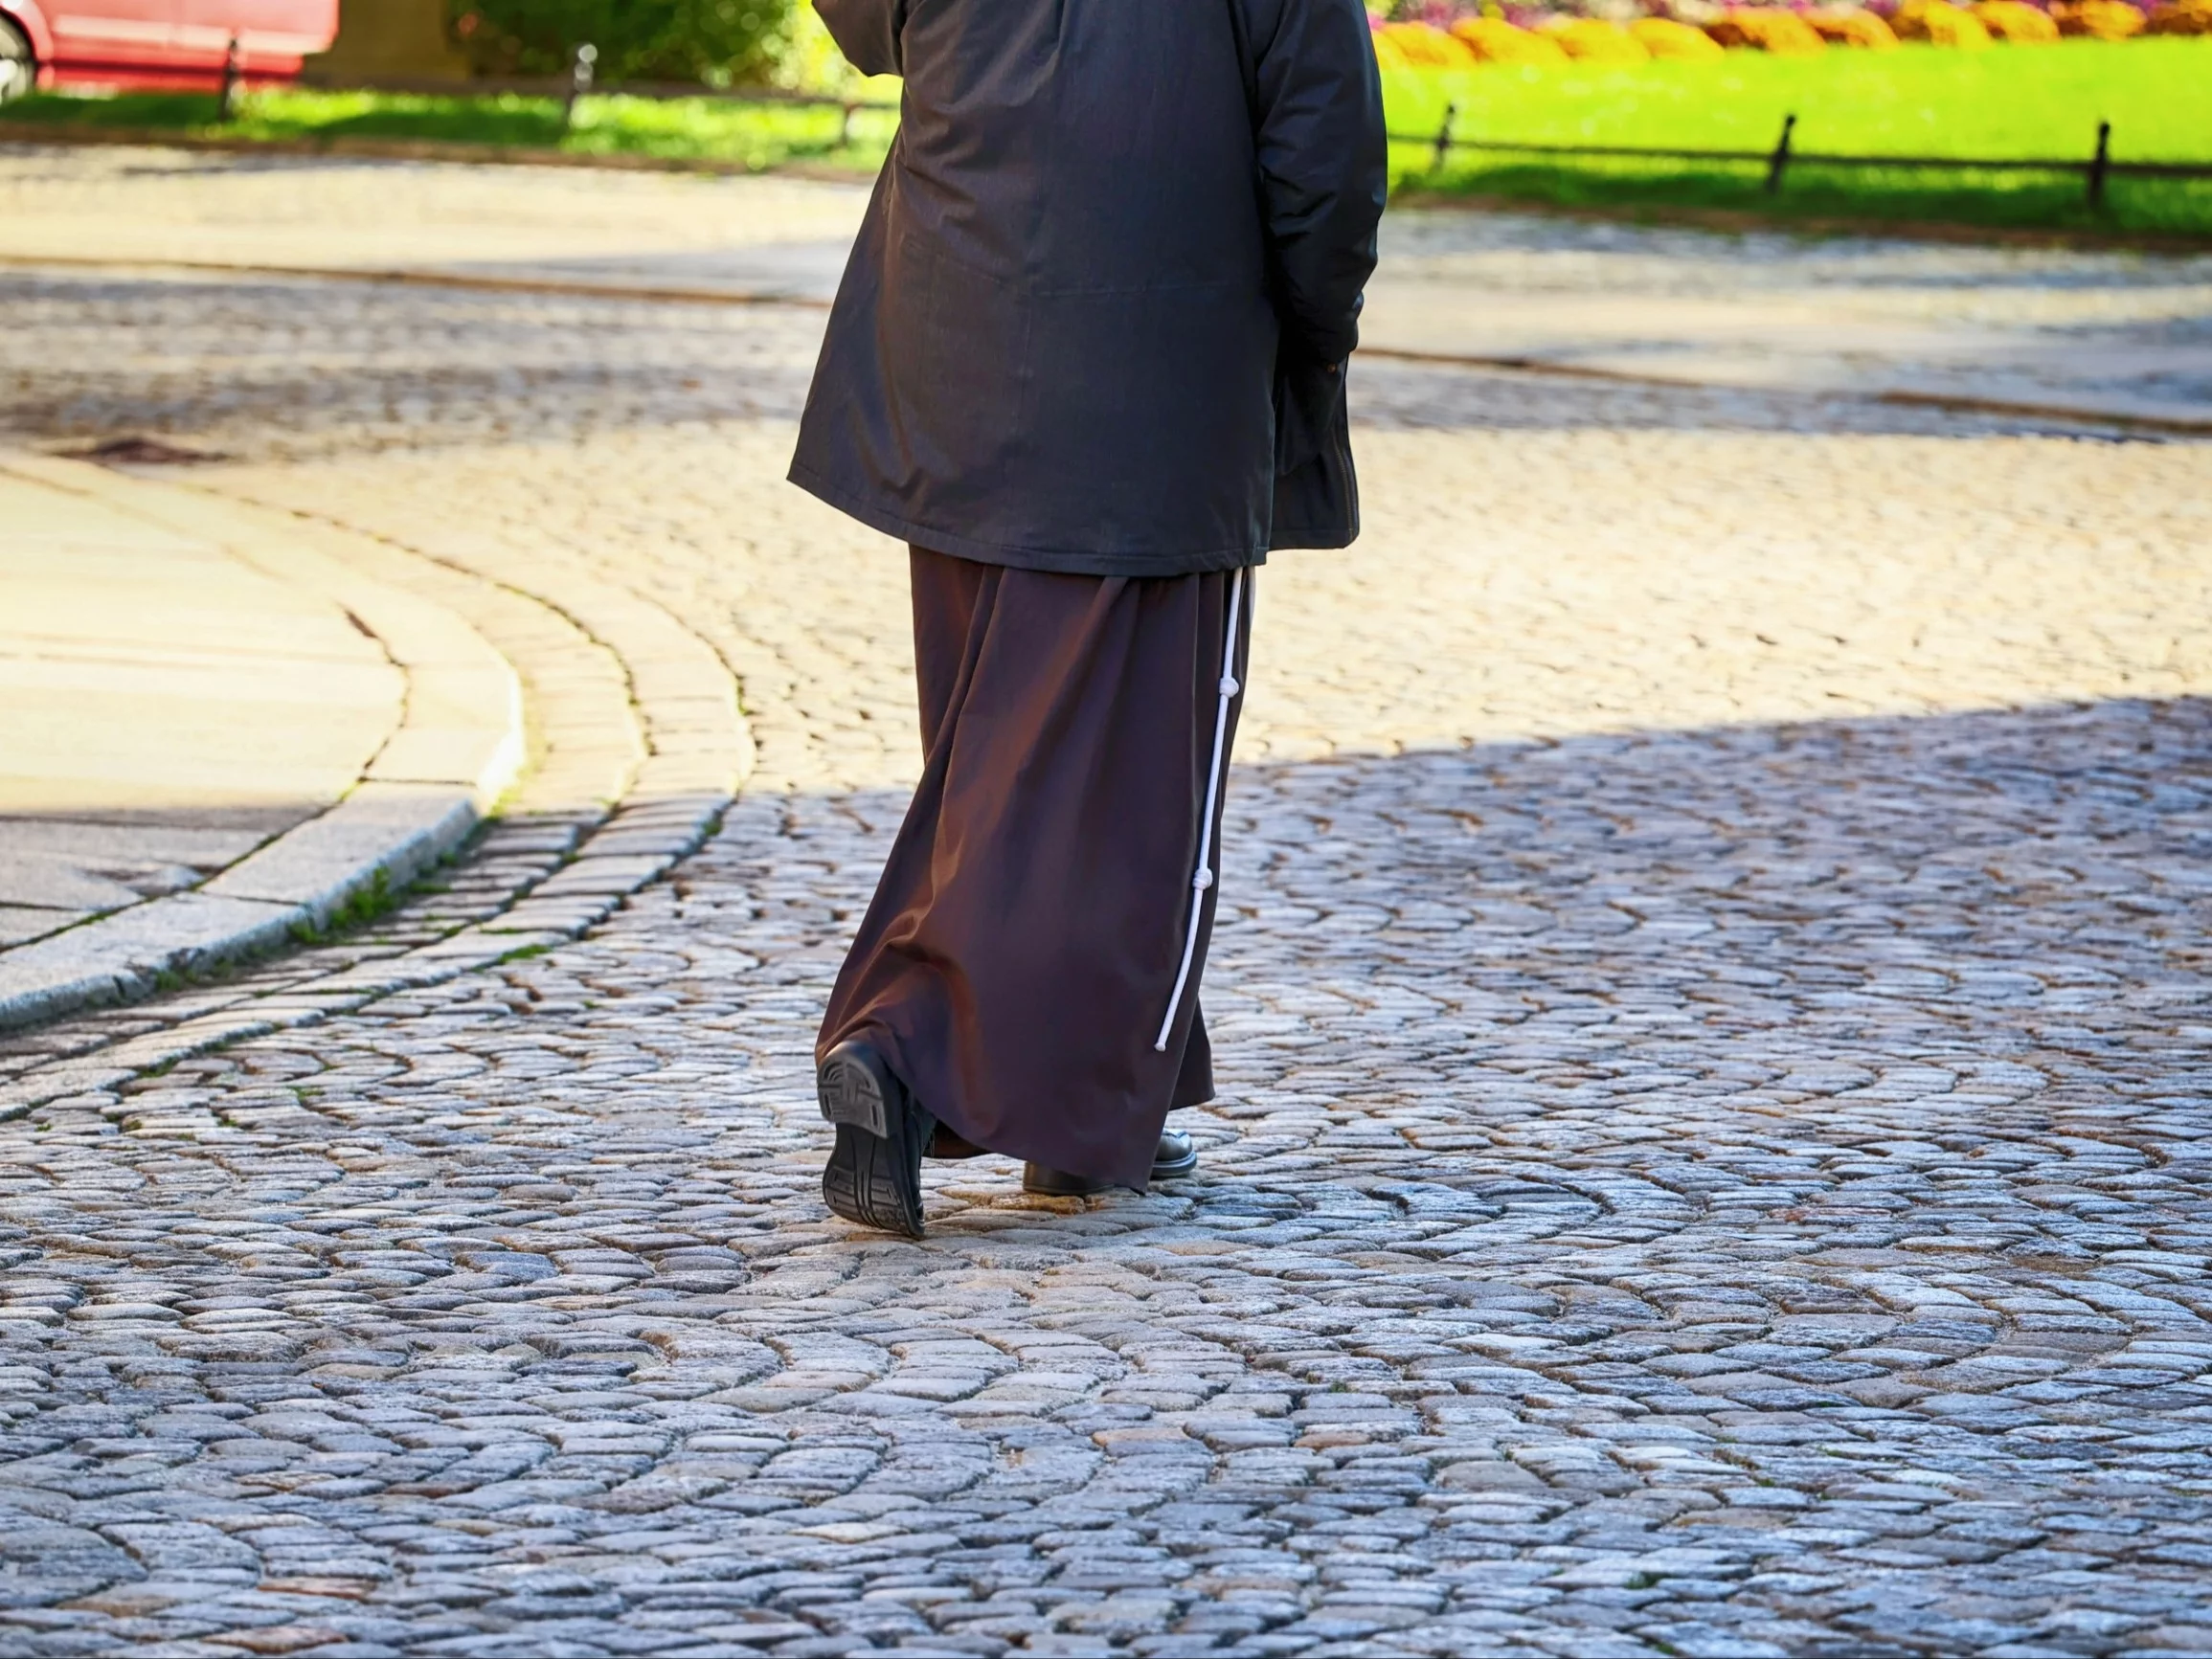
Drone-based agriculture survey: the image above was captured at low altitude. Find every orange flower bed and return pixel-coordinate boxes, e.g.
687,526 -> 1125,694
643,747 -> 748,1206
1973,0 -> 2064,37
1806,8 -> 1903,45
2147,0 -> 2212,31
1706,9 -> 1830,52
1370,3 -> 2178,68
2050,0 -> 2149,34
1891,0 -> 1998,42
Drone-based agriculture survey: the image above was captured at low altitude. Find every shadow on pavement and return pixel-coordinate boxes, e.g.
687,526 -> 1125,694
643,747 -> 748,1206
0,693 -> 2205,1648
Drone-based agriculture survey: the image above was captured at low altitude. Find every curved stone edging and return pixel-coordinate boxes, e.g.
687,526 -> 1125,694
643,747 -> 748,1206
0,454 -> 525,1029
0,468 -> 754,1110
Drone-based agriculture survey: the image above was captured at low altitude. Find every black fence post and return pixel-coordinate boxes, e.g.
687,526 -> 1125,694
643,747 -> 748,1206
1432,103 -> 1457,173
218,34 -> 242,120
838,101 -> 854,149
2088,120 -> 2111,210
1765,113 -> 1796,195
563,42 -> 597,133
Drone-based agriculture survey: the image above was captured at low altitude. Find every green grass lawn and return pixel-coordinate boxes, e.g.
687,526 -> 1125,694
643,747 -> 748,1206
0,86 -> 900,172
1383,39 -> 2212,236
3,40 -> 2206,236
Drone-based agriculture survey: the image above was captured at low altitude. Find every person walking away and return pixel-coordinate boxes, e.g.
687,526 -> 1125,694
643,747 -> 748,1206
790,0 -> 1388,1236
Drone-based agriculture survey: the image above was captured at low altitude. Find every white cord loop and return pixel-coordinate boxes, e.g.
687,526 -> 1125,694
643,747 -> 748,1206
1154,568 -> 1246,1053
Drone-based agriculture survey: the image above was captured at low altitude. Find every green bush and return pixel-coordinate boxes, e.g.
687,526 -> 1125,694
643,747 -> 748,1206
451,0 -> 794,86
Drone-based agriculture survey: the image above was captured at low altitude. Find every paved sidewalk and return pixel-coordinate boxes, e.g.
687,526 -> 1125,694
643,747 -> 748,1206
0,464 -> 400,951
0,468 -> 402,955
0,458 -> 538,1028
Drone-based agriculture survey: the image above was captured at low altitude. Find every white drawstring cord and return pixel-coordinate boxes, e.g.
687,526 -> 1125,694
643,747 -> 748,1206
1154,568 -> 1246,1053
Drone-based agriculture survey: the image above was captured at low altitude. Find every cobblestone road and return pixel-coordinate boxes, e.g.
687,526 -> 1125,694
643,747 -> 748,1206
4,153 -> 2212,1657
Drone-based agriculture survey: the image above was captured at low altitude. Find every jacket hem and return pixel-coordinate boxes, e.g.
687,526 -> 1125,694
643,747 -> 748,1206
788,462 -> 1271,578
1268,524 -> 1358,551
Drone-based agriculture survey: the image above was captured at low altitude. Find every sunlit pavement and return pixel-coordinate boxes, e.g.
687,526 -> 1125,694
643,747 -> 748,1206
6,145 -> 2207,429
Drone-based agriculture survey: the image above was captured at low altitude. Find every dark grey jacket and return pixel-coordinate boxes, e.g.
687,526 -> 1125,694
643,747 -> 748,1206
788,0 -> 1388,578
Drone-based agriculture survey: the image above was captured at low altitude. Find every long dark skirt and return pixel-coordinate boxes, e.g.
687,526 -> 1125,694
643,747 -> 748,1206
816,544 -> 1253,1191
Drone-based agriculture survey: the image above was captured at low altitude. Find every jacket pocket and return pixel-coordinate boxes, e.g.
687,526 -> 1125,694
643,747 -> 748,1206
878,228 -> 1033,515
1274,355 -> 1344,477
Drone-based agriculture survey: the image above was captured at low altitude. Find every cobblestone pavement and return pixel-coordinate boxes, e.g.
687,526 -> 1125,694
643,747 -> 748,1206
1367,213 -> 2212,428
4,158 -> 2212,1657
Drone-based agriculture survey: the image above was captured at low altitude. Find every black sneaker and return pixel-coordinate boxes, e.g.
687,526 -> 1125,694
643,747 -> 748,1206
1024,1131 -> 1198,1197
818,1040 -> 935,1238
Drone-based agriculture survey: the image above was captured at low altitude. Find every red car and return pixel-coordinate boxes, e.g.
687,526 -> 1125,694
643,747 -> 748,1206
0,0 -> 338,98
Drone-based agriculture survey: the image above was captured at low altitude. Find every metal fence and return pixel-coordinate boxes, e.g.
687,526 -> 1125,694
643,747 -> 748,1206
1392,110 -> 2212,207
70,42 -> 2212,208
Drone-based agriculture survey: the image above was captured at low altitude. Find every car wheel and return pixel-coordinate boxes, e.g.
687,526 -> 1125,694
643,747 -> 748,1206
0,16 -> 34,103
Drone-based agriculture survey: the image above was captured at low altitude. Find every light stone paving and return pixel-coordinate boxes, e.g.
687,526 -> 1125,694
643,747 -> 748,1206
6,145 -> 2209,429
2,159 -> 2212,1657
0,465 -> 401,946
0,146 -> 868,296
1365,214 -> 2212,429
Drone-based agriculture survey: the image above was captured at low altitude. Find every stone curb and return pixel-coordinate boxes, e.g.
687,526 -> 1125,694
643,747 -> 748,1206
0,777 -> 741,1114
0,454 -> 527,1030
0,123 -> 879,185
0,477 -> 755,1112
1354,346 -> 2212,440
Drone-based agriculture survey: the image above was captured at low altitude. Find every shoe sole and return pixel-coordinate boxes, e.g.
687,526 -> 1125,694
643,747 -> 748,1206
824,1124 -> 926,1237
819,1042 -> 929,1238
819,1049 -> 889,1136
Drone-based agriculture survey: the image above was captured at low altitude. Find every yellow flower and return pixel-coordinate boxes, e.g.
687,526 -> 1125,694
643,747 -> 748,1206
1892,0 -> 1998,44
1546,17 -> 1654,60
1449,18 -> 1573,63
1631,15 -> 1728,56
1806,8 -> 1904,46
2051,0 -> 2148,35
1370,29 -> 1414,71
1377,21 -> 1481,67
1973,0 -> 2064,38
1706,9 -> 1831,52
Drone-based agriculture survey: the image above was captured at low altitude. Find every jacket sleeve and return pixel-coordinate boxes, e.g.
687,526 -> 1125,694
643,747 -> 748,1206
1247,0 -> 1388,366
814,0 -> 906,78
